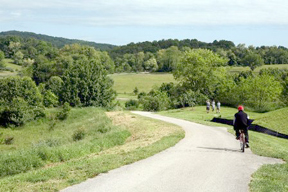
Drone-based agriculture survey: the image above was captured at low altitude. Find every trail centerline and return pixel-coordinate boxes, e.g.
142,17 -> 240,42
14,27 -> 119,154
62,111 -> 282,192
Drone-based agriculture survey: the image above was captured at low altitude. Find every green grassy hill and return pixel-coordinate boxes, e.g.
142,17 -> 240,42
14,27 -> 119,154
253,107 -> 288,134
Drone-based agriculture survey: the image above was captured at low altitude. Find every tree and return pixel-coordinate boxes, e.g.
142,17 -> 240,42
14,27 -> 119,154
0,50 -> 5,68
234,74 -> 283,111
242,51 -> 264,71
13,51 -> 24,65
173,49 -> 228,98
157,46 -> 181,72
144,57 -> 158,72
0,76 -> 44,126
61,58 -> 116,107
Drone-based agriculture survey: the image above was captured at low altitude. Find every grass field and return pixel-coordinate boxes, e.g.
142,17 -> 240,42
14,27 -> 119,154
159,106 -> 288,192
227,64 -> 288,73
0,108 -> 184,191
110,73 -> 176,98
0,59 -> 20,78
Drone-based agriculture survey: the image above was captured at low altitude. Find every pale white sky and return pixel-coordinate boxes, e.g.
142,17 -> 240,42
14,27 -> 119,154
1,0 -> 288,46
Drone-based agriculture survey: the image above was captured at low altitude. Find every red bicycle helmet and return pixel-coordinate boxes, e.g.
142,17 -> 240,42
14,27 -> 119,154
238,105 -> 244,111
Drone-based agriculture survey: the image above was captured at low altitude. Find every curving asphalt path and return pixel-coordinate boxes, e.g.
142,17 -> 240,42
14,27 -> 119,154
62,112 -> 283,192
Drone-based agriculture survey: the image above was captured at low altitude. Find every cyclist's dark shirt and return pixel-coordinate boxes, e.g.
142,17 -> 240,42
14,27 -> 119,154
234,110 -> 248,129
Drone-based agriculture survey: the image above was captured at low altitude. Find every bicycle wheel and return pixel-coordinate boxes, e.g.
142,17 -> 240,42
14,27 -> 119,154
240,132 -> 245,152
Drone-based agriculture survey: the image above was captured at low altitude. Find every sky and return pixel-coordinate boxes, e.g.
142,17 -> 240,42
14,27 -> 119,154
1,0 -> 288,47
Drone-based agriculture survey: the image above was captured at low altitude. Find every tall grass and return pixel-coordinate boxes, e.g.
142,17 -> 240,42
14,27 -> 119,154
0,107 -> 131,177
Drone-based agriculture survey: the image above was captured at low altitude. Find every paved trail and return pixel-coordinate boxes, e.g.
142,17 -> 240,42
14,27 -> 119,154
62,112 -> 283,192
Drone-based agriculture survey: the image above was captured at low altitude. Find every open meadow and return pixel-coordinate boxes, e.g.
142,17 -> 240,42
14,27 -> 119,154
110,73 -> 176,99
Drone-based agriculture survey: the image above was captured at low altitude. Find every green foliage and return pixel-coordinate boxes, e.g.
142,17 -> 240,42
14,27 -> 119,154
0,76 -> 43,126
125,99 -> 139,110
234,75 -> 283,111
72,128 -> 86,141
0,151 -> 44,177
133,87 -> 139,95
144,57 -> 158,72
0,50 -> 4,61
57,102 -> 71,120
46,76 -> 63,96
242,51 -> 264,71
43,90 -> 59,107
0,31 -> 115,50
140,90 -> 170,111
61,59 -> 116,107
173,49 -> 228,97
13,51 -> 24,65
157,46 -> 182,72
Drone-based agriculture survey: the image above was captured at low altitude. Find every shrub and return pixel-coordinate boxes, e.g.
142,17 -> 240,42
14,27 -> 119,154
73,128 -> 86,141
4,136 -> 14,145
133,87 -> 139,95
57,102 -> 71,120
125,99 -> 139,110
140,91 -> 170,111
43,90 -> 59,107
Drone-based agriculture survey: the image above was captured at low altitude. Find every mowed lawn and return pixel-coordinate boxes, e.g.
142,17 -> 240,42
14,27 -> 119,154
110,73 -> 176,98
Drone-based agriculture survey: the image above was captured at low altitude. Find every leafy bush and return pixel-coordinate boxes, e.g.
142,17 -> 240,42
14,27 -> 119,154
133,87 -> 139,95
43,90 -> 59,107
125,99 -> 139,110
57,102 -> 71,120
72,128 -> 86,141
140,91 -> 170,111
0,98 -> 33,126
0,76 -> 44,126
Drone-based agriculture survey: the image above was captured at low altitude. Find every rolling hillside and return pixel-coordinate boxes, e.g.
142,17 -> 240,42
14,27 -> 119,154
0,31 -> 115,51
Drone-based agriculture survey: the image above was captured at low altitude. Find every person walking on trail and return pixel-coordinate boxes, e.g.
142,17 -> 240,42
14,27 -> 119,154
211,100 -> 215,112
233,105 -> 250,147
216,101 -> 221,113
206,100 -> 210,113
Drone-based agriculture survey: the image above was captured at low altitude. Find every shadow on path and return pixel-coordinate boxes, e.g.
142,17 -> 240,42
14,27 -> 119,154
197,147 -> 242,153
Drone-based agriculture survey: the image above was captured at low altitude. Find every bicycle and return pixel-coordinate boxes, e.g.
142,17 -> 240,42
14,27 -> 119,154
239,129 -> 246,152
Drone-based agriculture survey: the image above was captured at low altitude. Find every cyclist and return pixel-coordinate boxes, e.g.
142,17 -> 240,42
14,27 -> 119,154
233,105 -> 250,147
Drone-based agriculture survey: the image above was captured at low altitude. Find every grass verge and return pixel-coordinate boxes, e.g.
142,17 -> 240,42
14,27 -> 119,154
0,111 -> 184,191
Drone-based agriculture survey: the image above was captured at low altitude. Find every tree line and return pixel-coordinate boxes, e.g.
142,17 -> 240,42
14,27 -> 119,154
0,35 -> 288,127
131,49 -> 288,112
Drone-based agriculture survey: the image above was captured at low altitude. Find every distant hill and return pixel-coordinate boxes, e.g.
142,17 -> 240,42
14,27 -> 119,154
0,31 -> 116,51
